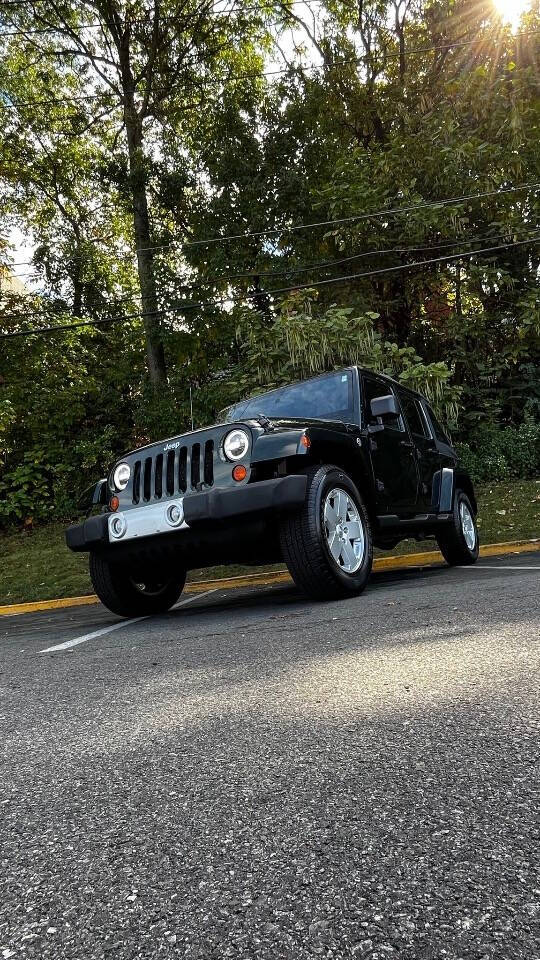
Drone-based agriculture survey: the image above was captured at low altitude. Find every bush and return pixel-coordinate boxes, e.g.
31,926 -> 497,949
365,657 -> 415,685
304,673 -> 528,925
0,428 -> 121,527
456,418 -> 540,485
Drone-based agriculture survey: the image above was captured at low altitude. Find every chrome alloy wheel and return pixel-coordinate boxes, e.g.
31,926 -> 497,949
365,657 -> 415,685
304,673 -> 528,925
460,501 -> 476,551
323,487 -> 365,574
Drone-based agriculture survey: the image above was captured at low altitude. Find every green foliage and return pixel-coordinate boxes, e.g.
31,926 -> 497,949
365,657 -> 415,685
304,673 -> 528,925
0,450 -> 53,523
0,400 -> 15,459
456,418 -> 540,485
1,1 -> 539,529
0,427 -> 121,524
236,293 -> 461,426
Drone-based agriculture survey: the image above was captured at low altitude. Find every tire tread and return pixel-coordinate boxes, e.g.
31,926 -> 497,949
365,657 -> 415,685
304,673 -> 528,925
280,465 -> 372,600
89,552 -> 185,618
436,489 -> 479,566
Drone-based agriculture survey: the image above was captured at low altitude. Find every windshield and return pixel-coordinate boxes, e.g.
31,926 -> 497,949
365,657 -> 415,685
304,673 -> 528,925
225,370 -> 355,423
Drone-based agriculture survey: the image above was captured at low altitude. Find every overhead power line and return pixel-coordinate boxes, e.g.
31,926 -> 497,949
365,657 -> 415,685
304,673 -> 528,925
174,183 -> 540,250
0,21 -> 101,36
207,229 -> 540,281
0,229 -> 520,286
2,28 -> 537,110
7,180 -> 536,271
1,236 -> 538,339
0,0 -> 326,28
3,227 -> 529,297
0,0 -> 325,40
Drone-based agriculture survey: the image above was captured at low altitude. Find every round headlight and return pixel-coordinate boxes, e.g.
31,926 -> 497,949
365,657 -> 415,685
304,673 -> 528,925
223,429 -> 250,461
113,462 -> 131,491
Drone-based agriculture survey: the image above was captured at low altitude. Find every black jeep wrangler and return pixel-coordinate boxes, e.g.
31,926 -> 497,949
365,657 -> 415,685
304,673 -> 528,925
66,367 -> 479,617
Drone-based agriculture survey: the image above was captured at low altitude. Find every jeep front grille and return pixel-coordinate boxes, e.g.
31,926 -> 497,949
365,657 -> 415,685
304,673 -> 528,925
132,440 -> 215,504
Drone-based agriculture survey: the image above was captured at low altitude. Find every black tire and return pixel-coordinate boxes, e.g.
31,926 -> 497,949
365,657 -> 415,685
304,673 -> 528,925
89,552 -> 186,618
280,464 -> 373,601
436,489 -> 479,566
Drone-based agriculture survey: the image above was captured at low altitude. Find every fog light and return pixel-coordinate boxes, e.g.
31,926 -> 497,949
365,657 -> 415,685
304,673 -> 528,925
109,513 -> 127,540
232,464 -> 247,482
166,501 -> 184,527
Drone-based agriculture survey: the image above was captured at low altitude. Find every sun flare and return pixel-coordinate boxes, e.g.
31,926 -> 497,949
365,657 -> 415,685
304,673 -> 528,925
493,0 -> 531,30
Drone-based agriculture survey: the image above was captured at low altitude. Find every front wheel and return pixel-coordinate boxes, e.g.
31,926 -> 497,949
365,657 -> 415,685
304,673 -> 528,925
89,552 -> 186,618
436,490 -> 479,566
280,465 -> 373,601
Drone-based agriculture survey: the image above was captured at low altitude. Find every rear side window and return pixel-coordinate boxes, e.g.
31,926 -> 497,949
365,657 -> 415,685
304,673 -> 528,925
363,376 -> 403,432
398,391 -> 429,438
424,403 -> 451,445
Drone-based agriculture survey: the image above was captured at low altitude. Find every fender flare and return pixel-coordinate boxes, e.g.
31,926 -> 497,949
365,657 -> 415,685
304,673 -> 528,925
436,467 -> 477,515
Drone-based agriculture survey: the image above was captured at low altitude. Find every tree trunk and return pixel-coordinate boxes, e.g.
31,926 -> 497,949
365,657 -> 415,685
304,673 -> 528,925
111,13 -> 167,386
124,115 -> 167,386
71,233 -> 83,318
455,261 -> 462,318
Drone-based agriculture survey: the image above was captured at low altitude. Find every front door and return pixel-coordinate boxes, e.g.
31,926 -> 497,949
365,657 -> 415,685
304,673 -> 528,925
362,375 -> 418,515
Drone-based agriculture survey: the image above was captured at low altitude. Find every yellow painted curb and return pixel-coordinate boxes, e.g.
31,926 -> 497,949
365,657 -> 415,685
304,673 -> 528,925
1,538 -> 538,618
0,594 -> 101,617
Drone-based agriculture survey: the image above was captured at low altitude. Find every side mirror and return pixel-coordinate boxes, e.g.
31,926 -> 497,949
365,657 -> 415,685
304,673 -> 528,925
370,394 -> 398,419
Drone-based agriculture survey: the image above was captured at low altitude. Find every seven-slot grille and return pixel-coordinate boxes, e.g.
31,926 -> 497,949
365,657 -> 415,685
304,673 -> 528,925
131,439 -> 215,504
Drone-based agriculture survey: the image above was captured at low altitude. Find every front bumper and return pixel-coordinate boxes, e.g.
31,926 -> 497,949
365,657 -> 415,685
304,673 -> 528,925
66,475 -> 307,553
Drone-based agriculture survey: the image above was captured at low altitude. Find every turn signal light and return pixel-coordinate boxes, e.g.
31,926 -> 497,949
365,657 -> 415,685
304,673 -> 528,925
232,464 -> 247,482
109,495 -> 120,512
300,434 -> 311,448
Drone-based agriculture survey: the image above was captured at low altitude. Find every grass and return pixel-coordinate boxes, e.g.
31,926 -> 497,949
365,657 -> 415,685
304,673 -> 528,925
0,479 -> 538,606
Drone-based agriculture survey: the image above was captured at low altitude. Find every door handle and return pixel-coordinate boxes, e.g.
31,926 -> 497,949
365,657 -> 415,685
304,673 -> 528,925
400,439 -> 414,449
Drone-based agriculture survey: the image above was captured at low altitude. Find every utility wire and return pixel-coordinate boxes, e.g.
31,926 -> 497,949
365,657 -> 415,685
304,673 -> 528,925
144,182 -> 540,251
0,0 -> 327,42
2,228 -> 529,297
0,0 -> 326,28
2,28 -> 537,110
6,180 -> 538,269
1,236 -> 538,339
205,229 -> 540,281
0,21 -> 101,36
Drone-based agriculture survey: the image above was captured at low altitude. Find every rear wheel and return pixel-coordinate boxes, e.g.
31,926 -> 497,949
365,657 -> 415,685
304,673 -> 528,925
89,553 -> 186,618
436,490 -> 479,566
280,464 -> 373,601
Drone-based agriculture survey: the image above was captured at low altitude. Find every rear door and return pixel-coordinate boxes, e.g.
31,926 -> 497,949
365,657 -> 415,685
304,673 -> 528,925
362,374 -> 418,515
396,389 -> 440,511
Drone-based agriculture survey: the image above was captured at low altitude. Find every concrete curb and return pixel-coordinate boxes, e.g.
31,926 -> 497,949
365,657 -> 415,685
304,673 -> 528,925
1,539 -> 538,618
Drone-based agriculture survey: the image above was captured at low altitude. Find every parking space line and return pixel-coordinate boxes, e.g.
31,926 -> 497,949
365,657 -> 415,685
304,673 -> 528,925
171,588 -> 217,610
40,617 -> 147,653
458,565 -> 540,571
40,589 -> 217,653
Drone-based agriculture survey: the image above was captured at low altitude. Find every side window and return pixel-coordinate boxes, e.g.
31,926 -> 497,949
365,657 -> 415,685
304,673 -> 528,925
423,403 -> 451,445
398,391 -> 429,438
363,376 -> 403,432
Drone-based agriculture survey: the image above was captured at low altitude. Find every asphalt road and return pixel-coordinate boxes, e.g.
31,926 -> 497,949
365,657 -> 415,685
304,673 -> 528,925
1,553 -> 539,960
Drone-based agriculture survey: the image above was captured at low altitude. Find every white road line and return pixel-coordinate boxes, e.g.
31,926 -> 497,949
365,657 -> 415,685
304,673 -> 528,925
458,565 -> 540,571
40,588 -> 218,653
40,617 -> 148,653
172,588 -> 217,610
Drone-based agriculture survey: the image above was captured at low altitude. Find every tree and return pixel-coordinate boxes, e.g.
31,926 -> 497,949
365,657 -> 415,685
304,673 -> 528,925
0,0 -> 271,384
1,0 -> 539,526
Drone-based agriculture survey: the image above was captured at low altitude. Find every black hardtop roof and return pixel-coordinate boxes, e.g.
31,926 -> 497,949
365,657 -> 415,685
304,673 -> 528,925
234,366 -> 426,404
355,366 -> 425,400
